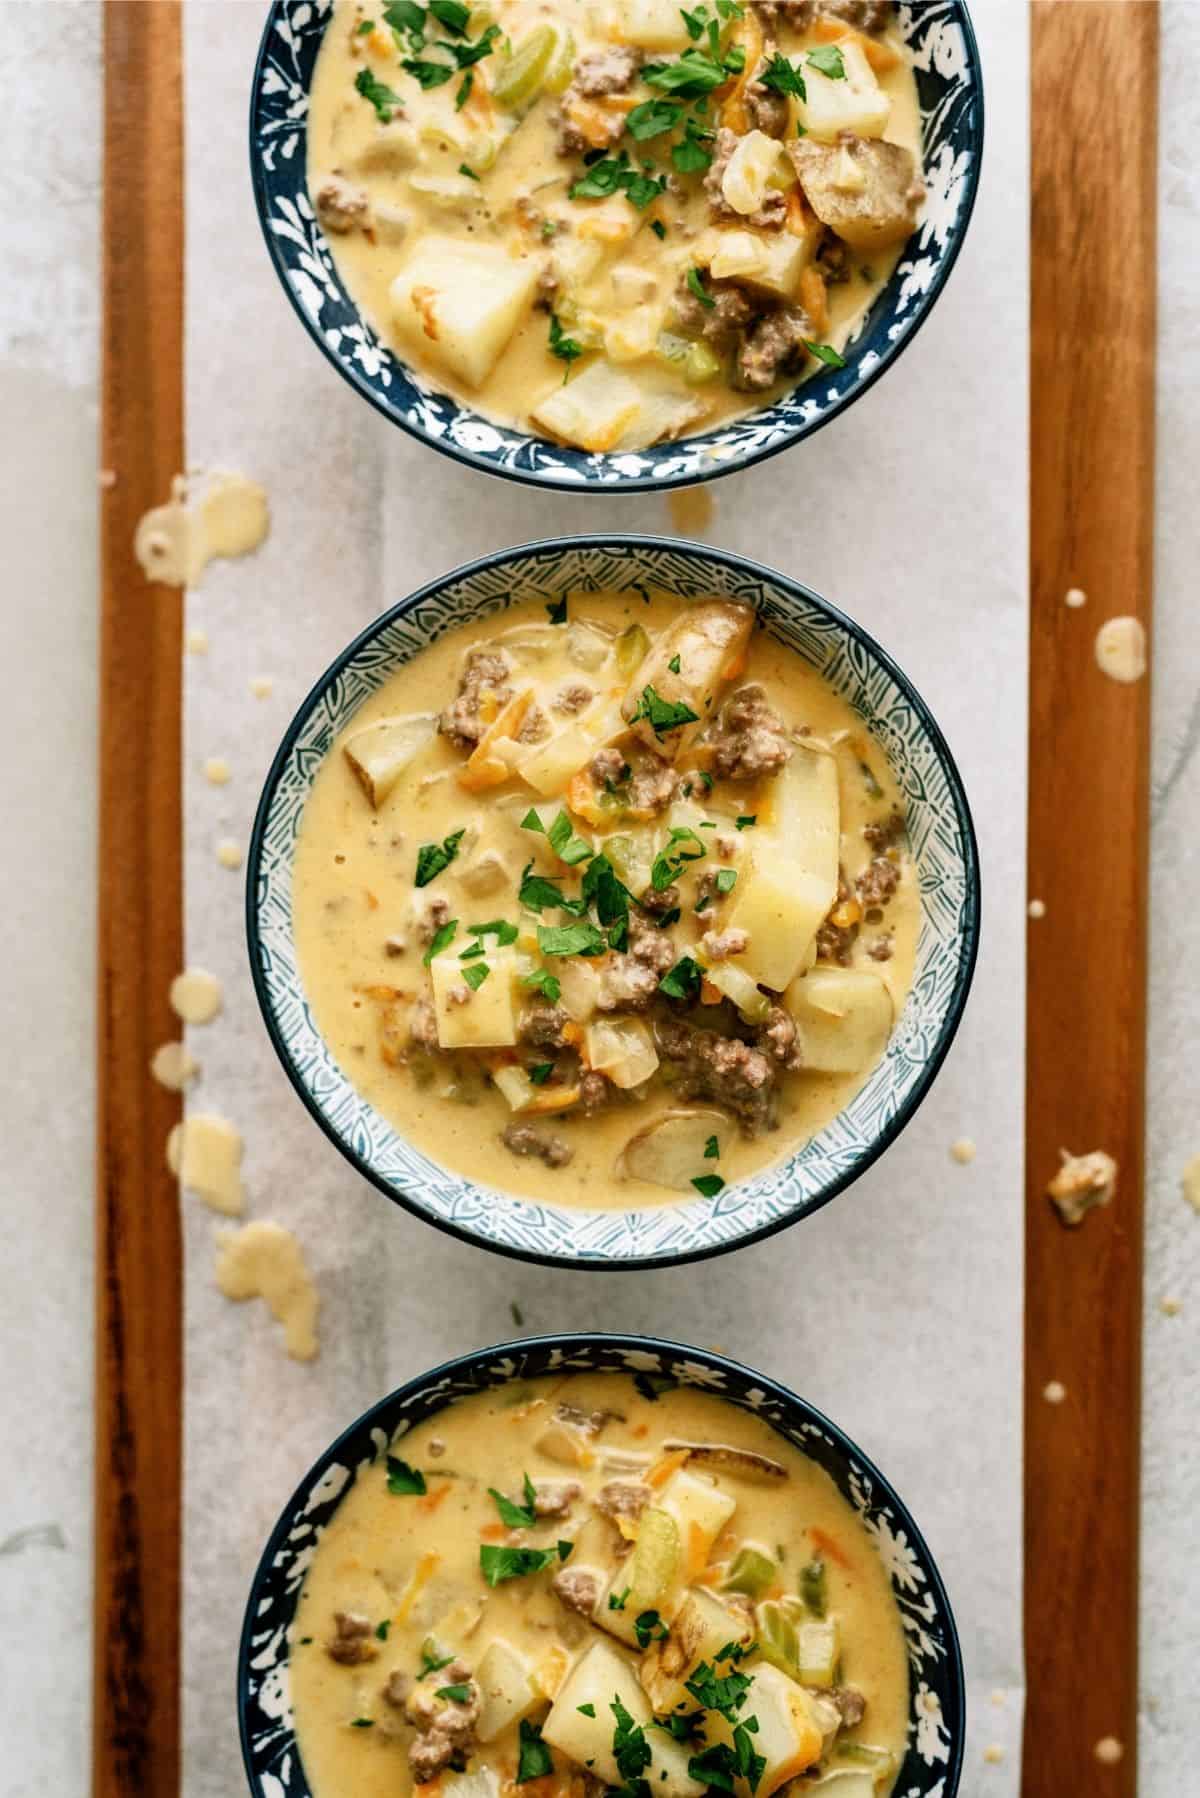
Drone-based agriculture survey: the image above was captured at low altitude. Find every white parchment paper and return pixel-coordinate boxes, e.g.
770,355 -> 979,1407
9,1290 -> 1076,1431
181,4 -> 1027,1792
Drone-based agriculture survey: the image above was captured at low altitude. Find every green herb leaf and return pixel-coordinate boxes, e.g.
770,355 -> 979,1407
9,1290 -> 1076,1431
608,1586 -> 630,1612
632,684 -> 701,737
650,218 -> 667,239
469,918 -> 519,944
521,808 -> 547,833
459,941 -> 486,960
528,1062 -> 554,1086
416,828 -> 465,887
651,1710 -> 706,1744
577,1702 -> 597,1718
656,906 -> 681,929
537,920 -> 607,958
735,814 -> 756,830
659,955 -> 702,1001
459,161 -> 480,180
807,44 -> 846,79
716,0 -> 745,18
423,918 -> 459,965
402,56 -> 456,87
375,1619 -> 391,1640
672,118 -> 715,174
549,810 -> 593,865
420,1644 -> 456,1675
519,863 -> 586,915
634,1609 -> 670,1650
651,825 -> 707,891
522,968 -> 562,1003
611,1693 -> 653,1783
546,594 -> 568,625
383,0 -> 426,49
445,21 -> 500,67
704,1134 -> 720,1159
715,867 -> 738,894
581,853 -> 632,927
804,340 -> 847,369
626,97 -> 684,140
549,312 -> 585,372
437,1683 -> 474,1703
517,1719 -> 554,1783
571,150 -> 667,211
386,1456 -> 427,1496
684,1657 -> 752,1719
489,1483 -> 537,1528
430,0 -> 470,33
643,47 -> 731,98
668,654 -> 682,673
455,68 -> 473,107
681,5 -> 705,41
461,961 -> 490,991
479,1543 -> 561,1586
351,1717 -> 376,1728
354,66 -> 406,120
692,1172 -> 725,1197
686,266 -> 716,309
799,1557 -> 827,1617
357,19 -> 377,35
759,52 -> 805,100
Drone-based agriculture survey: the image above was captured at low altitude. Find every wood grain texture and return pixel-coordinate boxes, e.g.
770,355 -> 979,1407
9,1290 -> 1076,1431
94,3 -> 185,1793
1026,3 -> 1157,1791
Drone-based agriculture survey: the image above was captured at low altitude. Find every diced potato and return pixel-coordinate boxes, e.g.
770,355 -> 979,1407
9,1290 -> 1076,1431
700,223 -> 817,300
342,714 -> 434,807
603,831 -> 655,899
575,197 -> 641,246
558,959 -> 602,1023
699,961 -> 771,1025
640,1587 -> 754,1715
617,388 -> 712,452
623,601 -> 754,759
790,135 -> 923,252
518,723 -> 596,795
390,238 -> 540,390
585,1017 -> 659,1089
722,130 -> 788,216
536,1416 -> 597,1469
783,967 -> 894,1076
792,42 -> 890,142
544,1640 -> 705,1796
723,849 -> 834,991
705,1662 -> 833,1797
619,1109 -> 729,1191
614,0 -> 694,52
551,233 -> 606,295
764,742 -> 840,891
442,1770 -> 501,1798
610,262 -> 660,308
430,947 -> 518,1049
606,309 -> 662,365
565,620 -> 614,671
531,359 -> 644,454
796,1617 -> 839,1686
459,849 -> 512,897
657,1467 -> 738,1579
597,1503 -> 682,1645
492,1064 -> 535,1111
475,1639 -> 539,1742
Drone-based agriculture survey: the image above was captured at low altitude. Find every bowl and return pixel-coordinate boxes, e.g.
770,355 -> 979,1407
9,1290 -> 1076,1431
237,1332 -> 965,1797
249,4 -> 984,493
246,535 -> 980,1268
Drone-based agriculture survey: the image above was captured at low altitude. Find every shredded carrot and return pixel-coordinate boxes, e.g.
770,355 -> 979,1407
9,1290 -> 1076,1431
357,983 -> 406,1002
523,1084 -> 583,1116
632,1422 -> 649,1438
480,1520 -> 510,1542
810,1526 -> 853,1571
418,1482 -> 453,1516
414,1781 -> 444,1798
720,9 -> 764,134
396,1550 -> 441,1623
811,14 -> 900,73
799,264 -> 830,335
645,1446 -> 691,1490
562,93 -> 638,149
364,889 -> 380,911
685,1520 -> 708,1582
459,688 -> 534,791
565,768 -> 608,828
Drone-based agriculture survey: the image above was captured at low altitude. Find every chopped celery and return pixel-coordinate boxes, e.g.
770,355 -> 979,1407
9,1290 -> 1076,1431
799,1556 -> 828,1618
836,1744 -> 896,1773
615,622 -> 650,678
604,833 -> 653,897
684,342 -> 722,385
543,26 -> 575,95
656,331 -> 690,367
721,1545 -> 776,1599
754,1599 -> 799,1676
796,1616 -> 839,1685
491,25 -> 557,110
626,1506 -> 681,1610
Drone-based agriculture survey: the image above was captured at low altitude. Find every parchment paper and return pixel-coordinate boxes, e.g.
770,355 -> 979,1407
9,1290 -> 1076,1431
181,4 -> 1027,1791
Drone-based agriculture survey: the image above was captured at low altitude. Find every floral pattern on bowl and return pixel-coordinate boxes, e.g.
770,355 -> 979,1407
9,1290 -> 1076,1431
238,1335 -> 965,1797
246,536 -> 980,1269
249,1 -> 984,492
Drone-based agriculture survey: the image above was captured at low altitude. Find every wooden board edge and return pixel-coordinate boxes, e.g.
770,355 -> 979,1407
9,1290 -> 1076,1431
1025,3 -> 1157,1792
93,3 -> 185,1793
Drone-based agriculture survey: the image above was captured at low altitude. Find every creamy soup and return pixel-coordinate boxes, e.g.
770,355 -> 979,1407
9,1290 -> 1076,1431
307,1 -> 923,450
290,1373 -> 910,1798
292,589 -> 917,1208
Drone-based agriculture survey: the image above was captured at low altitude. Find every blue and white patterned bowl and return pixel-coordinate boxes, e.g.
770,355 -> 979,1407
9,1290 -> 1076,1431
249,2 -> 983,492
246,535 -> 980,1268
238,1334 -> 965,1797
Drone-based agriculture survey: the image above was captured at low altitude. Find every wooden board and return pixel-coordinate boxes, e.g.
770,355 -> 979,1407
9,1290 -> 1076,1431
1025,3 -> 1157,1792
93,3 -> 185,1794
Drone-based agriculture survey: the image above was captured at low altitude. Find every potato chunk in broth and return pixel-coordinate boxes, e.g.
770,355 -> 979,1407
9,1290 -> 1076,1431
306,2 -> 924,449
292,590 -> 917,1209
289,1374 -> 910,1798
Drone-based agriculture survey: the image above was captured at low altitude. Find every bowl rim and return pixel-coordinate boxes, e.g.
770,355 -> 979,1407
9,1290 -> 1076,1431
245,533 -> 982,1271
236,1330 -> 967,1798
246,2 -> 985,494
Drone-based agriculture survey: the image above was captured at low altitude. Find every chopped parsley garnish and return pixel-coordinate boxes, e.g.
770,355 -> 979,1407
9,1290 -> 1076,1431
455,70 -> 473,107
626,98 -> 684,141
650,218 -> 667,240
704,1134 -> 720,1159
458,161 -> 480,180
611,1694 -> 653,1783
469,918 -> 519,944
423,918 -> 458,965
522,809 -> 545,834
437,1683 -> 473,1703
632,684 -> 701,737
528,1062 -> 554,1086
651,825 -> 707,890
642,46 -> 736,98
759,52 -> 806,100
415,828 -> 465,887
537,920 -> 607,957
577,1702 -> 597,1718
651,1710 -> 706,1744
517,1719 -> 554,1783
659,955 -> 702,1001
735,814 -> 756,830
807,43 -> 847,79
549,313 -> 584,375
655,906 -> 682,929
686,266 -> 716,310
689,1729 -> 765,1795
351,1717 -> 375,1728
634,1609 -> 670,1650
375,1619 -> 391,1640
684,1657 -> 753,1719
692,1173 -> 725,1198
383,0 -> 426,49
420,1645 -> 456,1675
581,853 -> 632,927
357,19 -> 376,35
608,1587 -> 631,1612
715,867 -> 738,895
546,594 -> 568,625
522,968 -> 562,1003
549,809 -> 593,865
461,961 -> 490,991
673,117 -> 716,174
519,862 -> 586,915
354,66 -> 405,120
697,771 -> 715,792
402,56 -> 456,87
804,340 -> 847,369
429,0 -> 470,33
386,1456 -> 427,1496
448,21 -> 500,65
489,1472 -> 539,1529
668,654 -> 682,673
479,1541 -> 570,1586
571,151 -> 667,211
459,941 -> 486,960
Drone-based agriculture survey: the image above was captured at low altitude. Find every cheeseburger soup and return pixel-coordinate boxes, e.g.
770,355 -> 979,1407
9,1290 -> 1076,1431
292,590 -> 917,1207
289,1372 -> 910,1796
307,1 -> 924,449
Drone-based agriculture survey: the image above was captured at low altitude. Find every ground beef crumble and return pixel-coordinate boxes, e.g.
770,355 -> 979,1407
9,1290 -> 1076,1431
655,1017 -> 777,1135
705,127 -> 787,228
856,855 -> 899,908
325,1611 -> 377,1666
439,650 -> 513,749
406,1659 -> 480,1783
502,1122 -> 573,1168
707,686 -> 794,779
